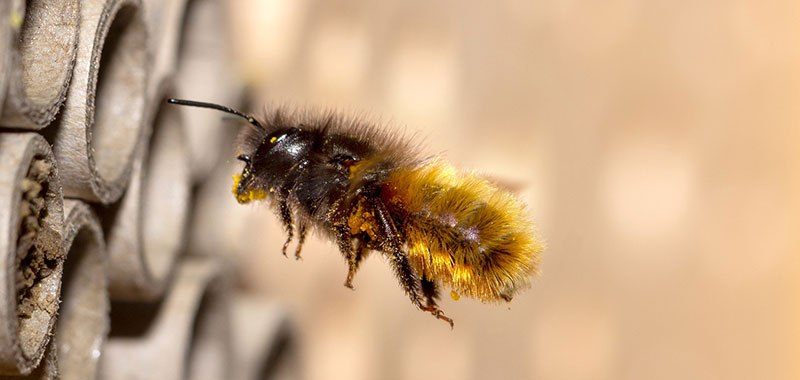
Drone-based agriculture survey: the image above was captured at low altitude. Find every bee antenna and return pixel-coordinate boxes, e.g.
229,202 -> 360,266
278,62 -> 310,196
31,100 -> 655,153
167,98 -> 265,131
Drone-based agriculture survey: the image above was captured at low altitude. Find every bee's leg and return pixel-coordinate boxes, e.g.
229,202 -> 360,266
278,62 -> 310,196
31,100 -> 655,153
344,239 -> 368,288
368,198 -> 430,311
354,239 -> 368,270
420,276 -> 440,307
332,224 -> 358,289
294,222 -> 307,260
278,199 -> 293,257
420,277 -> 454,328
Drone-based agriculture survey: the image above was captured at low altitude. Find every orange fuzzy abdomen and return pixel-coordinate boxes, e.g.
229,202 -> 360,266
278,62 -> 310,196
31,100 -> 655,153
383,162 -> 542,302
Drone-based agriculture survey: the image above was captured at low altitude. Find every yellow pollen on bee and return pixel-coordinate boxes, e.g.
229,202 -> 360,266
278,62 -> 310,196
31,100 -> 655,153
232,174 -> 267,204
348,200 -> 379,239
450,290 -> 460,301
358,219 -> 378,239
231,174 -> 241,194
270,136 -> 277,143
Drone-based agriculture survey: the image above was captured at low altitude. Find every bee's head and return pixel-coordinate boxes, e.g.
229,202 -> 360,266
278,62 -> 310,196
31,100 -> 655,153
232,126 -> 306,204
165,100 -> 315,204
165,99 -> 289,204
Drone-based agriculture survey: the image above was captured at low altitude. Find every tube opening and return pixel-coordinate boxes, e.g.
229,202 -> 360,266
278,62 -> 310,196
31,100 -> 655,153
15,156 -> 60,358
141,99 -> 190,282
18,0 -> 79,109
91,3 -> 147,183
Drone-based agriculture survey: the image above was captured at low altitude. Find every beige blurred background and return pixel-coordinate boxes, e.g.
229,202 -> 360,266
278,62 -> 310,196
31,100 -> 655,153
191,1 -> 800,379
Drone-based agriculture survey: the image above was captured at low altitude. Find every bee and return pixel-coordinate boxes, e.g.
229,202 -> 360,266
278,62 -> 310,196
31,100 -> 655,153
168,98 -> 542,327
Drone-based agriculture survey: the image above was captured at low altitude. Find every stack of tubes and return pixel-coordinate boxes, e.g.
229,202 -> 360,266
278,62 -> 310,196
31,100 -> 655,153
0,0 -> 293,379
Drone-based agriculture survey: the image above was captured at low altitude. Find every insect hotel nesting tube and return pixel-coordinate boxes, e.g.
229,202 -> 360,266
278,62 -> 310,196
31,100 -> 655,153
0,339 -> 59,380
175,0 -> 241,180
231,296 -> 294,380
0,133 -> 64,376
50,0 -> 148,204
0,0 -> 80,129
54,200 -> 108,380
104,88 -> 191,301
0,1 -> 19,113
141,0 -> 188,97
101,257 -> 232,380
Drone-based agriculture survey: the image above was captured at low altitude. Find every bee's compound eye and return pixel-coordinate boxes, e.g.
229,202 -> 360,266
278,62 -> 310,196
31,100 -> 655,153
237,154 -> 251,164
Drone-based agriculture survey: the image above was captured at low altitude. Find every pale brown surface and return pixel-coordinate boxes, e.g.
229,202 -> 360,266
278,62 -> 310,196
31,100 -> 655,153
101,257 -> 232,380
50,0 -> 147,204
58,200 -> 108,380
105,90 -> 190,301
208,1 -> 800,379
0,133 -> 64,375
0,0 -> 80,129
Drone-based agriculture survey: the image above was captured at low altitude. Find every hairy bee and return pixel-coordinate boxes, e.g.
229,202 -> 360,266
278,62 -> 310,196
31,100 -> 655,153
168,99 -> 542,327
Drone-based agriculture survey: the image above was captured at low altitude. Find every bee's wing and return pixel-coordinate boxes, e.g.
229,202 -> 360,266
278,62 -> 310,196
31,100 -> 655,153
479,174 -> 527,194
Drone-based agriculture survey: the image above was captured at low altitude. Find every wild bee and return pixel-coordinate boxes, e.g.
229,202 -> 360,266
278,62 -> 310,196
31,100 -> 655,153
168,99 -> 542,327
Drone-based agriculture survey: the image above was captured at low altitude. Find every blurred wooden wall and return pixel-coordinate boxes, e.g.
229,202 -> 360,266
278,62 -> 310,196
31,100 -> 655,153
214,1 -> 800,379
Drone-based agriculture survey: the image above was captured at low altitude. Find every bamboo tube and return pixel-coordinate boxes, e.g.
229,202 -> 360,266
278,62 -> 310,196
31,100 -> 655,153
101,257 -> 232,380
50,0 -> 148,204
104,87 -> 191,301
0,0 -> 80,129
175,0 -> 241,180
0,133 -> 65,375
55,200 -> 107,380
142,0 -> 188,98
28,341 -> 57,380
0,338 -> 58,380
0,0 -> 24,116
231,295 -> 296,380
185,146 -> 241,259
